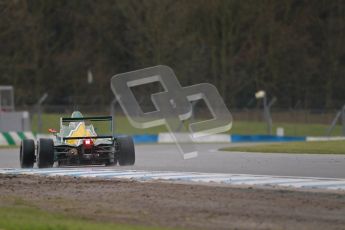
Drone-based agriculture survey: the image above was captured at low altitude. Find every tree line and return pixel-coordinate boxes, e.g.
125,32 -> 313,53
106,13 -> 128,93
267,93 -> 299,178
0,0 -> 344,109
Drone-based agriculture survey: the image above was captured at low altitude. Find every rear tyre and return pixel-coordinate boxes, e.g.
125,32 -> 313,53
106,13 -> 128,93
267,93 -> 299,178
117,136 -> 135,166
20,139 -> 35,168
37,138 -> 54,168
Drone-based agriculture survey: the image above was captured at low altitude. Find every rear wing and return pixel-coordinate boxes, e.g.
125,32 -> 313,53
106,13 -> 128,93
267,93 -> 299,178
60,115 -> 114,139
61,116 -> 113,122
62,135 -> 113,141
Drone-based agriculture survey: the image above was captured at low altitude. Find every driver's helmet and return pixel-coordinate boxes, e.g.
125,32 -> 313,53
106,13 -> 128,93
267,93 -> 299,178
71,111 -> 83,118
70,111 -> 84,128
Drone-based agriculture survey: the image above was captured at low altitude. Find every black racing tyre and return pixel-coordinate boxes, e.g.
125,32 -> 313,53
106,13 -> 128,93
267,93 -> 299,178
37,138 -> 54,168
117,136 -> 135,166
20,139 -> 35,168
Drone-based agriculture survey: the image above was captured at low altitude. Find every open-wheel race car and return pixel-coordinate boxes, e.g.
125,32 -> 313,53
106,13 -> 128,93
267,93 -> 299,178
20,111 -> 135,168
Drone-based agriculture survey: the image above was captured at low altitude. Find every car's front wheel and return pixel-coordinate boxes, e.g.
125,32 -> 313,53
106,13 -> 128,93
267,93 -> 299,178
37,138 -> 54,168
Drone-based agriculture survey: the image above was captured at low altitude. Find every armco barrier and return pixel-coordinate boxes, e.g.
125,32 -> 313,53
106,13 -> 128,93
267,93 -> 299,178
230,135 -> 306,143
133,134 -> 158,143
157,133 -> 306,143
0,132 -> 342,146
158,133 -> 230,143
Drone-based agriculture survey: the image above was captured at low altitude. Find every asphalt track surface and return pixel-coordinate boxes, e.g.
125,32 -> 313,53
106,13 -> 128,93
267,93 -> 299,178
1,143 -> 345,178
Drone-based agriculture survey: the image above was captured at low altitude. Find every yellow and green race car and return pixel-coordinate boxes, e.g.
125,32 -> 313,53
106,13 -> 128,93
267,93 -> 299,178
20,111 -> 135,168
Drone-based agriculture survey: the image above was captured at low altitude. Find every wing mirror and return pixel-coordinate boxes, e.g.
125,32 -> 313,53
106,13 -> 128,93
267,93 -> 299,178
48,128 -> 57,135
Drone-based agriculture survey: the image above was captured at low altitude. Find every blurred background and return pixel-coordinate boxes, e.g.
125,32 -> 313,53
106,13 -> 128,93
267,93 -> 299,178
0,0 -> 344,136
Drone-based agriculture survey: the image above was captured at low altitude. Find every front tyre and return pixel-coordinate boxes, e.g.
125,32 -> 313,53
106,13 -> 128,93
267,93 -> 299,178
20,139 -> 35,168
37,138 -> 54,168
117,136 -> 135,166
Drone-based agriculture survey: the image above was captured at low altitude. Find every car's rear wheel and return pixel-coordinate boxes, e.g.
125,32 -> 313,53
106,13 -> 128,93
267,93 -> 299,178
20,139 -> 35,168
37,138 -> 54,168
117,136 -> 135,166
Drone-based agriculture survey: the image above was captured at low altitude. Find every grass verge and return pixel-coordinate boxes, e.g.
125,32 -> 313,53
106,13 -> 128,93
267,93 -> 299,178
32,113 -> 343,136
0,204 -> 169,230
220,140 -> 345,155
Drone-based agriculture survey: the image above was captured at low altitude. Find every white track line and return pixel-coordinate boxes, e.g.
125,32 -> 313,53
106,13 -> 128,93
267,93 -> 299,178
1,168 -> 345,191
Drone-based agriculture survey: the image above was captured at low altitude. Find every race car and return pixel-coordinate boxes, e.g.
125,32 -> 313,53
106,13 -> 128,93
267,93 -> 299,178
19,111 -> 135,168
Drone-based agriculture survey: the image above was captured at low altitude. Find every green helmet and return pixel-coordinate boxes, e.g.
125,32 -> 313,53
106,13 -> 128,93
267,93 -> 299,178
69,111 -> 84,129
71,111 -> 83,118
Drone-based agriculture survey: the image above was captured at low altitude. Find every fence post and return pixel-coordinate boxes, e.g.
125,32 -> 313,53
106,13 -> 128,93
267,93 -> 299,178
341,105 -> 345,136
36,93 -> 48,133
263,96 -> 276,135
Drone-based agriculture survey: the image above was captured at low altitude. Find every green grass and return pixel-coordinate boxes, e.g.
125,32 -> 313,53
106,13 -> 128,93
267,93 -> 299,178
220,140 -> 345,155
31,113 -> 342,136
31,113 -> 168,135
0,204 -> 169,230
231,121 -> 343,136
